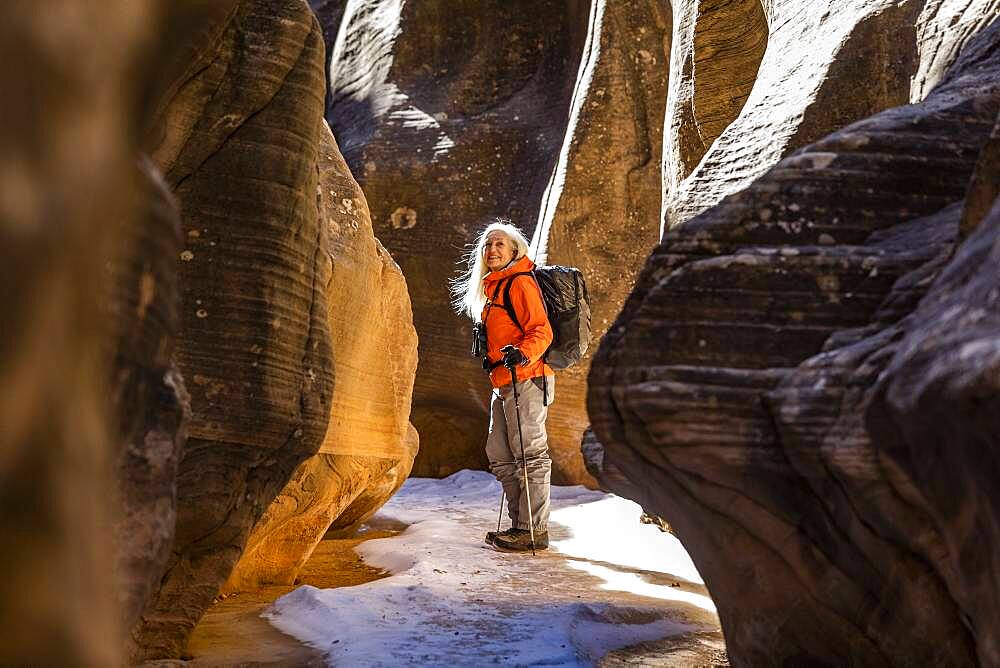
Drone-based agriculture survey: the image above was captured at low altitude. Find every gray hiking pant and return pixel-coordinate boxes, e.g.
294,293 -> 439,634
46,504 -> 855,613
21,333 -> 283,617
485,376 -> 554,532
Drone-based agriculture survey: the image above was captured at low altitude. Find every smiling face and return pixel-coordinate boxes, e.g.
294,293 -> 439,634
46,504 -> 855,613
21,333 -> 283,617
483,230 -> 516,272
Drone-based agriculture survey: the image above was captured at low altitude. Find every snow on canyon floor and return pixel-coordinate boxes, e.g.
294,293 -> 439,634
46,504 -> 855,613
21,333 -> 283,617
265,470 -> 726,667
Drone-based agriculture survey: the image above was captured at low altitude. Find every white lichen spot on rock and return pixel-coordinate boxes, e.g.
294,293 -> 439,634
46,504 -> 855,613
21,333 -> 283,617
391,207 -> 417,230
180,250 -> 194,261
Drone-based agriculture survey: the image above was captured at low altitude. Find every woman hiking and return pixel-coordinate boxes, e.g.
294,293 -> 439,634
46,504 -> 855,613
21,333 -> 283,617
452,219 -> 554,552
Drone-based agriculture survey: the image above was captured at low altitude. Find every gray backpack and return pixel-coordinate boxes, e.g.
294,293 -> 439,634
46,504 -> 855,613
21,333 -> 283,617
495,266 -> 591,370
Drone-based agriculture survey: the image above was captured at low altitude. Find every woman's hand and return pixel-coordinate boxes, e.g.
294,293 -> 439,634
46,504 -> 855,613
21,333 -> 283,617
500,345 -> 528,368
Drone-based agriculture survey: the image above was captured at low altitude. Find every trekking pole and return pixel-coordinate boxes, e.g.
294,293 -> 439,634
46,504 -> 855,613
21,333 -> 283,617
505,361 -> 537,556
496,489 -> 505,534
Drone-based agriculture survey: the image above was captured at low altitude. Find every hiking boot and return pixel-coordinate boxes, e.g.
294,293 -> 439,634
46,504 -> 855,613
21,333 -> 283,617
485,527 -> 520,545
492,528 -> 549,552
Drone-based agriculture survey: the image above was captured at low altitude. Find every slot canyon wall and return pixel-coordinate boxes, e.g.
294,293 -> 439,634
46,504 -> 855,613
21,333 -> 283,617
313,0 -> 675,485
1,0 -> 418,663
131,1 -> 419,660
4,0 -> 1000,664
588,2 -> 1000,666
313,0 -> 596,481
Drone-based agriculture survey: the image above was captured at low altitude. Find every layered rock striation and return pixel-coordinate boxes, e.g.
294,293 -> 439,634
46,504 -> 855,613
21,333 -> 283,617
225,122 -> 419,591
866,110 -> 1000,666
589,15 -> 1000,666
132,1 -> 336,659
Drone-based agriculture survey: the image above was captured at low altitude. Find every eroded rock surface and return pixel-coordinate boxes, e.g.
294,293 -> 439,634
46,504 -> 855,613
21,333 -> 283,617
589,17 -> 1000,666
132,1 -> 334,659
0,1 -> 239,663
225,122 -> 418,591
318,0 -> 591,478
663,0 -> 1000,229
866,111 -> 1000,666
110,160 -> 188,641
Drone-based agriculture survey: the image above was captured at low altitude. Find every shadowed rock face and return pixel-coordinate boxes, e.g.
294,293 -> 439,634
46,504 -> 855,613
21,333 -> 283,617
866,110 -> 1000,667
0,1 -> 244,663
589,15 -> 1000,666
109,160 -> 188,641
225,121 -> 418,591
132,0 -> 334,659
531,0 -> 672,485
318,0 -> 591,479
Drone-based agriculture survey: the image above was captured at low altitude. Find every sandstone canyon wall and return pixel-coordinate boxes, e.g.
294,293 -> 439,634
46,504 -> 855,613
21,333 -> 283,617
589,6 -> 1000,665
225,121 -> 418,592
661,0 -> 980,229
0,0 -> 419,662
130,2 -> 335,658
123,0 -> 420,660
315,0 -> 594,481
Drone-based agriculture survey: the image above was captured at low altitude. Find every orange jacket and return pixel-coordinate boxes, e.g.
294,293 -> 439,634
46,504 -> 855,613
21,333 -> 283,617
481,256 -> 554,388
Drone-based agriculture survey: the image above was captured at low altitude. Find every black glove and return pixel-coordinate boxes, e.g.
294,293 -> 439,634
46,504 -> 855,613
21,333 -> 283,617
500,345 -> 528,369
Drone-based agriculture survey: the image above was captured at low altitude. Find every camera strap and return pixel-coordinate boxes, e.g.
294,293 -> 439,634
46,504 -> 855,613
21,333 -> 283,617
481,280 -> 507,372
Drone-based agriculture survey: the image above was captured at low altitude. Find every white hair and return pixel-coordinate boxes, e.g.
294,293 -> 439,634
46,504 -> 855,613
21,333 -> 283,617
451,219 -> 532,322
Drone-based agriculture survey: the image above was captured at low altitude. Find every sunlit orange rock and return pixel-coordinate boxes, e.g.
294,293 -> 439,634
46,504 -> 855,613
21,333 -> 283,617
226,122 -> 418,591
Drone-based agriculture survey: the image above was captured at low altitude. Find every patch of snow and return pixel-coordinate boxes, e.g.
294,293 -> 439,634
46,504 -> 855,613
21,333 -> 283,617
266,470 -> 717,666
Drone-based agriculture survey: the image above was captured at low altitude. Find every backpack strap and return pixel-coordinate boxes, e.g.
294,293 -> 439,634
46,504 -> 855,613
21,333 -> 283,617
501,271 -> 552,404
500,271 -> 535,333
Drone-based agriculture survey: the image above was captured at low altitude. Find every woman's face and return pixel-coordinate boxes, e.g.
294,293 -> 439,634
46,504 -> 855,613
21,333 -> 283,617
483,231 -> 515,272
